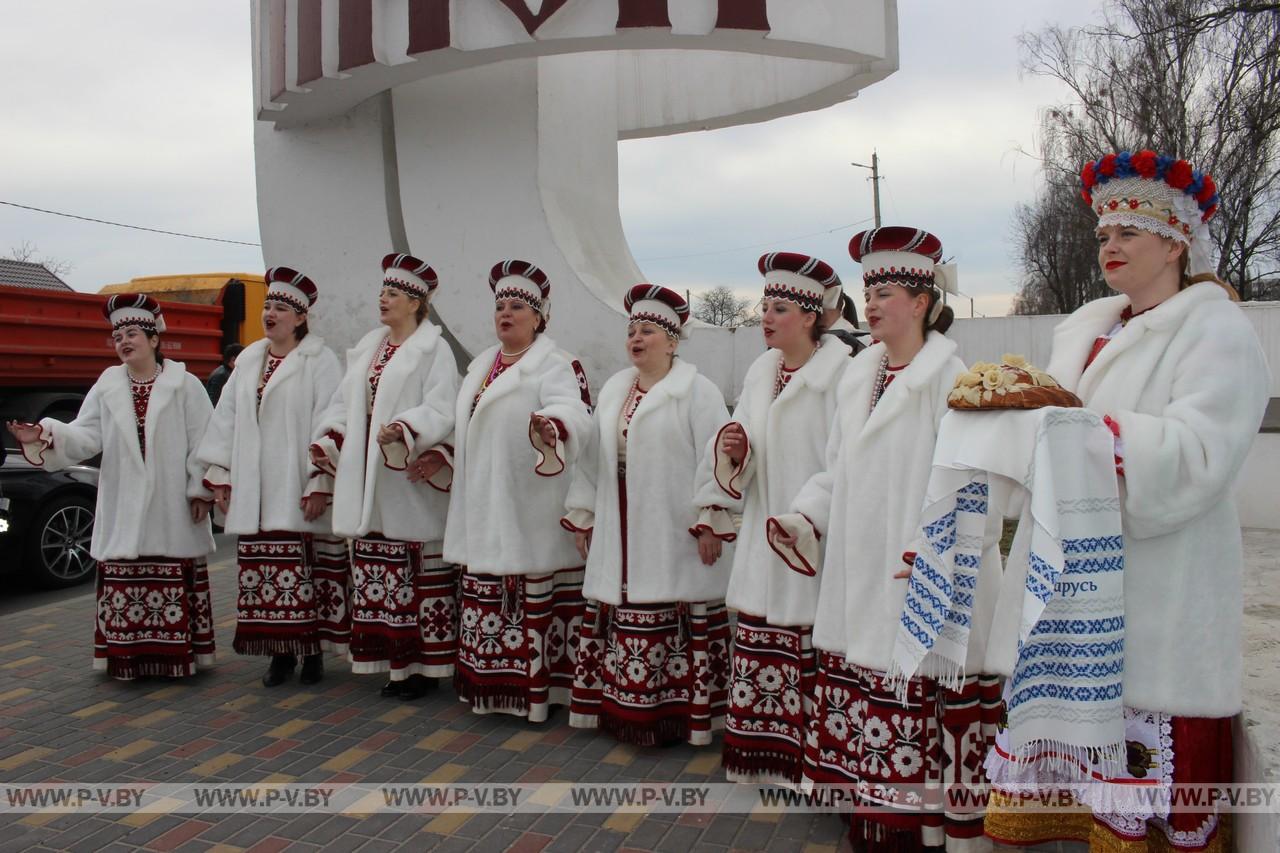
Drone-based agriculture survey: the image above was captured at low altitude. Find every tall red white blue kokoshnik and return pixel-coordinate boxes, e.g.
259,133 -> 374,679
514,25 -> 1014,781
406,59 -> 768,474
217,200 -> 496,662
1080,149 -> 1219,276
623,284 -> 689,339
104,293 -> 166,333
757,251 -> 841,314
264,266 -> 319,313
381,253 -> 439,300
489,259 -> 551,318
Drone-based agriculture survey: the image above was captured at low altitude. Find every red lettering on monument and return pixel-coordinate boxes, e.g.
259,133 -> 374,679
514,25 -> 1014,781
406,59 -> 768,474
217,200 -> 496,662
338,0 -> 375,71
617,0 -> 671,29
297,0 -> 323,85
716,0 -> 769,31
496,0 -> 572,35
408,0 -> 450,54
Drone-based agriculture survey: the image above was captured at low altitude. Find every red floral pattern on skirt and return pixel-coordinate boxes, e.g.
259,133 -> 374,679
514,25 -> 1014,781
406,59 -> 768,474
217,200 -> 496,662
455,568 -> 586,722
350,535 -> 459,678
805,652 -> 1000,851
722,613 -> 816,783
234,531 -> 329,657
94,557 -> 215,679
310,535 -> 352,653
571,600 -> 730,747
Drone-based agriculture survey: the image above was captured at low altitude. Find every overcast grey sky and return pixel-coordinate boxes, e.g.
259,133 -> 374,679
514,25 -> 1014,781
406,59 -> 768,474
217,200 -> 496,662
2,1 -> 1102,317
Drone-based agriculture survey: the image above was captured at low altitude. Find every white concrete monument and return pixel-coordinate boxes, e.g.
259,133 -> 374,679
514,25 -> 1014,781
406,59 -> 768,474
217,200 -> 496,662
251,0 -> 898,394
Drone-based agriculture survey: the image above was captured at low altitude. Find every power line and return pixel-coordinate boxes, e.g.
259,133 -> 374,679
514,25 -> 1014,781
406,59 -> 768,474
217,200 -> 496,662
0,200 -> 262,247
637,217 -> 875,262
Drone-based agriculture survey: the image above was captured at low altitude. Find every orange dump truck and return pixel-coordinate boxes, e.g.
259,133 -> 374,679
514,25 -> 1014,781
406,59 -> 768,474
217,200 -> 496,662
0,273 -> 266,423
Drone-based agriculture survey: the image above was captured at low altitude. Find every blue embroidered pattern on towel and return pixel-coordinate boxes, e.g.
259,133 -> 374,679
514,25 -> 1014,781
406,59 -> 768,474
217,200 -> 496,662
892,479 -> 988,691
890,407 -> 1126,781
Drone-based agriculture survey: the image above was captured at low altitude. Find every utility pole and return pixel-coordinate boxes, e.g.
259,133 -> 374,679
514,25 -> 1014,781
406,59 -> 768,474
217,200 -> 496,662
850,151 -> 882,228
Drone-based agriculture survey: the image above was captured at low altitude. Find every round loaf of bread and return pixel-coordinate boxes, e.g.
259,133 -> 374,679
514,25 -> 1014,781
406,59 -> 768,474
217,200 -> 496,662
948,356 -> 1082,410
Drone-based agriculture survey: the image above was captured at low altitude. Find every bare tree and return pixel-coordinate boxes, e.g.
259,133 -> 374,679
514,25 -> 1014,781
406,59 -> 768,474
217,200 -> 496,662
5,240 -> 73,278
1013,0 -> 1280,312
692,285 -> 758,329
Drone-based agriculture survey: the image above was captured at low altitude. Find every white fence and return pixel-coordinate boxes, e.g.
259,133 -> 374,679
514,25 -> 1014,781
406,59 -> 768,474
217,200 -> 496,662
949,301 -> 1280,529
947,300 -> 1280,396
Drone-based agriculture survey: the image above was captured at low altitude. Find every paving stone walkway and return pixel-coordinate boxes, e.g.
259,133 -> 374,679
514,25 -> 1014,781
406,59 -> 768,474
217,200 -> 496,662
6,529 -> 1277,852
0,537 -> 848,853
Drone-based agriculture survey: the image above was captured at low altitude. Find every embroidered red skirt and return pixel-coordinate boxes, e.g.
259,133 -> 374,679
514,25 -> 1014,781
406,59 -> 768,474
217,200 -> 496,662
454,568 -> 586,722
350,535 -> 459,679
94,557 -> 216,680
721,612 -> 817,782
234,532 -> 321,657
570,599 -> 730,747
985,715 -> 1233,853
309,535 -> 352,653
805,652 -> 1000,852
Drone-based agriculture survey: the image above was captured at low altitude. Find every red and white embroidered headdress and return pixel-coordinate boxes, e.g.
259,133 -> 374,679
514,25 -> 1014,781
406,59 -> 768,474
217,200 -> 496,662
103,293 -> 166,333
381,253 -> 438,301
264,266 -> 318,313
624,284 -> 690,340
757,252 -> 841,314
1080,150 -> 1219,276
850,226 -> 954,324
489,260 -> 551,319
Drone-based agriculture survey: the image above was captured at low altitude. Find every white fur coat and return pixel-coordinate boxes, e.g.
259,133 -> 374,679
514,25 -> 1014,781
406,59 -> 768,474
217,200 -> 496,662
315,322 -> 458,541
694,339 -> 849,625
786,334 -> 1001,672
25,362 -> 215,561
442,334 -> 592,575
196,335 -> 342,535
1040,283 -> 1270,717
567,359 -> 732,605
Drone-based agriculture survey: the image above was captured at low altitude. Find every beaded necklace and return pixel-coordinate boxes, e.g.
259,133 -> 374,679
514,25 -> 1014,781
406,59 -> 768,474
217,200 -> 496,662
868,356 -> 907,412
622,379 -> 647,436
772,346 -> 816,399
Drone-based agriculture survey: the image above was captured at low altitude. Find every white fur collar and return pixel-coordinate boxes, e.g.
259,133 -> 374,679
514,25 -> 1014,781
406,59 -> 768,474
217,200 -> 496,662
855,331 -> 958,390
790,337 -> 850,392
352,320 -> 440,358
597,358 -> 697,414
1056,282 -> 1227,341
242,332 -> 327,362
466,333 -> 559,378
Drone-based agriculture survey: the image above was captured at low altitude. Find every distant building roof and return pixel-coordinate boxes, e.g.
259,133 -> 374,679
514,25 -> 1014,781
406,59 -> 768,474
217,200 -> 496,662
0,259 -> 71,291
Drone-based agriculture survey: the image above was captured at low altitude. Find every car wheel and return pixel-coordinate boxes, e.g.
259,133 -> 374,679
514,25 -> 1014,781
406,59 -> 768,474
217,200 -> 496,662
25,494 -> 96,588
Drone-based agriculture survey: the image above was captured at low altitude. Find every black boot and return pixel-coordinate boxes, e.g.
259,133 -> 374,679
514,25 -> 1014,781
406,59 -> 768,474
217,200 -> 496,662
380,679 -> 403,697
398,673 -> 436,700
262,654 -> 297,687
299,653 -> 324,685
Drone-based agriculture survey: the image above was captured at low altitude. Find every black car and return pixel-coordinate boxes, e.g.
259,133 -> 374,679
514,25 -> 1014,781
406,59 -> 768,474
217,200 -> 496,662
0,447 -> 98,587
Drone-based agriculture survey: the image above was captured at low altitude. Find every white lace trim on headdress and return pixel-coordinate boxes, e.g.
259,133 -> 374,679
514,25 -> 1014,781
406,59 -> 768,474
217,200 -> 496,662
1097,211 -> 1189,245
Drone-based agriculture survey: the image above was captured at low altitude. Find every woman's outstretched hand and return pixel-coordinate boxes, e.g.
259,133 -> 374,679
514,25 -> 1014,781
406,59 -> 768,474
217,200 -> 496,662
6,421 -> 42,444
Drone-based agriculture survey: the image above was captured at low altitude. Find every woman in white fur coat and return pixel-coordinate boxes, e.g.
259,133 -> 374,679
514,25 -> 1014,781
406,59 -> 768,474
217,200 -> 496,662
197,267 -> 347,688
8,295 -> 216,680
769,229 -> 1000,852
983,153 -> 1270,853
307,253 -> 459,701
562,284 -> 732,747
693,253 -> 850,782
433,260 -> 593,723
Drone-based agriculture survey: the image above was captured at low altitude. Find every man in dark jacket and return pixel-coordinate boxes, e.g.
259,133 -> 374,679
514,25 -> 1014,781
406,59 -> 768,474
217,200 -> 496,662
206,343 -> 243,405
